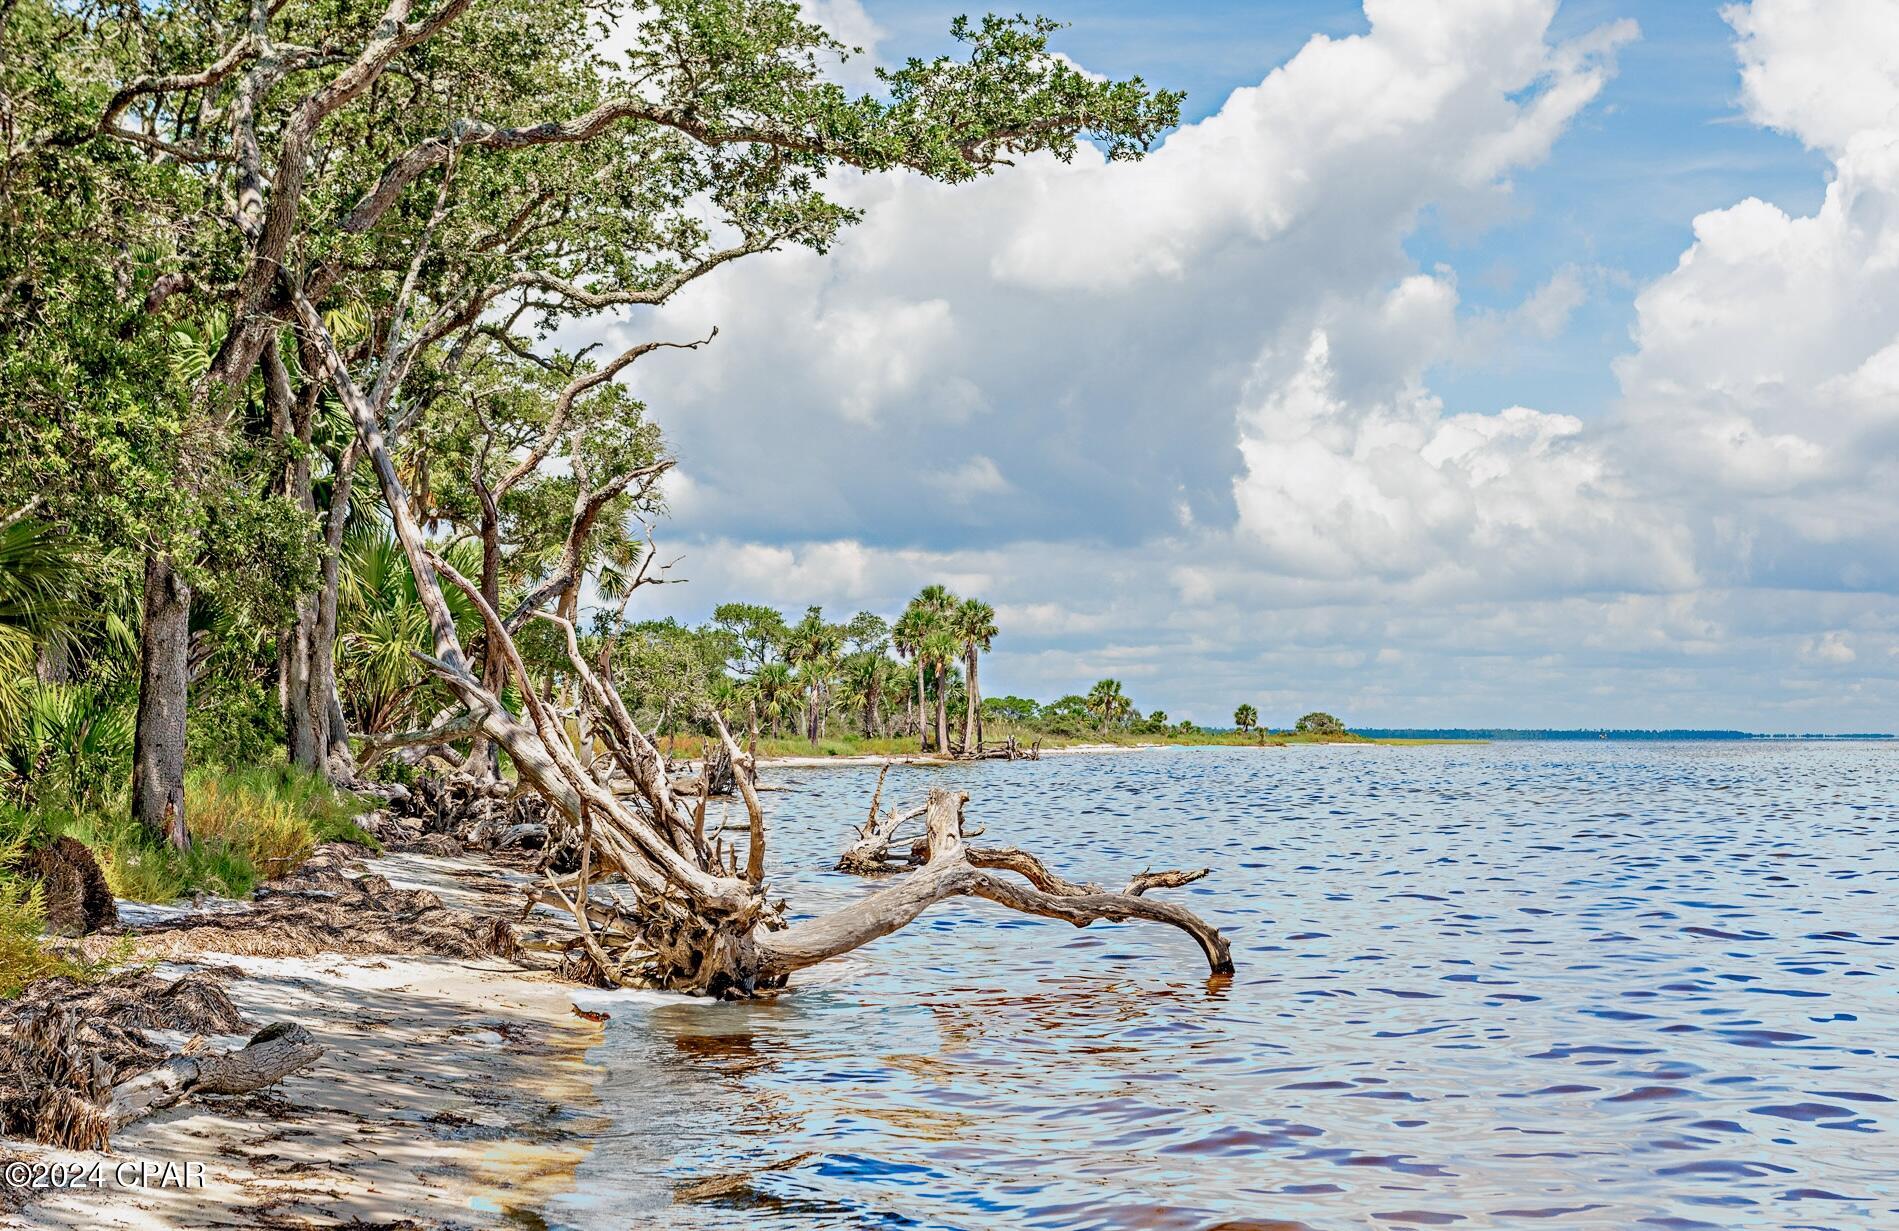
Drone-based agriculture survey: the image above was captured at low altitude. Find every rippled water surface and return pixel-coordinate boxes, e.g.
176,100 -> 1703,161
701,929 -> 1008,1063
548,743 -> 1899,1230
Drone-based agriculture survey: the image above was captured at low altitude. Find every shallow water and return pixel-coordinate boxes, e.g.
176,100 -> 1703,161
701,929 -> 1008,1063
546,742 -> 1899,1230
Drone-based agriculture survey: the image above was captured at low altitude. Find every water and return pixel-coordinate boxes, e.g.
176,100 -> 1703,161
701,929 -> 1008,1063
545,743 -> 1899,1230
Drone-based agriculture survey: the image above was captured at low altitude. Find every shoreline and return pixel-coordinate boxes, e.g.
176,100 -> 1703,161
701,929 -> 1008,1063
753,740 -> 1159,769
6,850 -> 607,1230
745,736 -> 1469,769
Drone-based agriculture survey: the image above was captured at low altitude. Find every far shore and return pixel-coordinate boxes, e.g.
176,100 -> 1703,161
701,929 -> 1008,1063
731,734 -> 1480,770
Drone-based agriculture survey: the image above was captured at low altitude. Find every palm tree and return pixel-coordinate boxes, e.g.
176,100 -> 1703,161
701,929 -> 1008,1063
1086,678 -> 1128,729
839,650 -> 892,738
782,606 -> 842,747
922,625 -> 959,753
954,597 -> 998,754
895,585 -> 959,751
748,661 -> 799,737
0,519 -> 82,738
337,525 -> 482,735
891,607 -> 926,749
1233,703 -> 1258,733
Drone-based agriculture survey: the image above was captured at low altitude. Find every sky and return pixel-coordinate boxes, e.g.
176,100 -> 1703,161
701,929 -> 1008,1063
587,0 -> 1899,733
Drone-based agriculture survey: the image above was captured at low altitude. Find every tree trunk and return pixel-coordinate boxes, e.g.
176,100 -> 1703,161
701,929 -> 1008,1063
282,595 -> 324,773
132,553 -> 191,850
108,1023 -> 324,1134
916,666 -> 928,752
934,664 -> 949,753
970,652 -> 984,752
298,295 -> 1232,998
962,648 -> 978,754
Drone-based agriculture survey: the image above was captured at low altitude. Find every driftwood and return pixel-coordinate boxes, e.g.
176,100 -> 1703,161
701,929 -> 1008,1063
389,773 -> 580,871
303,305 -> 1234,995
949,735 -> 1040,761
105,1023 -> 323,1133
0,973 -> 320,1149
836,765 -> 933,873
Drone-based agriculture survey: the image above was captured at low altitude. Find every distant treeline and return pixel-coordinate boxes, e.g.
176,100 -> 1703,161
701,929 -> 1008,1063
1352,729 -> 1896,741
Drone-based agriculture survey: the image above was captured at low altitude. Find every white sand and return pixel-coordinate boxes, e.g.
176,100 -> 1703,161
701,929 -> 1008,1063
7,857 -> 606,1230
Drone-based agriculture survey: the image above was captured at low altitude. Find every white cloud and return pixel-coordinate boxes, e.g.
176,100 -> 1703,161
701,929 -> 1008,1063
583,0 -> 1899,730
1726,0 -> 1899,156
928,455 -> 1010,501
1800,631 -> 1857,665
1611,0 -> 1899,598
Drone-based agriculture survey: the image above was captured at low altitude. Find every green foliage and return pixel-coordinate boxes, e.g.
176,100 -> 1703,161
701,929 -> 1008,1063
1,682 -> 133,809
1233,704 -> 1258,733
983,695 -> 1040,722
2,0 -> 1182,810
57,765 -> 370,902
338,525 -> 484,735
1295,711 -> 1347,735
185,673 -> 284,771
1085,678 -> 1135,728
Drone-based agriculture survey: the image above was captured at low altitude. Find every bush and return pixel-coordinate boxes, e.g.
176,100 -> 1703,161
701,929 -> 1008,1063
185,674 -> 284,770
55,764 -> 373,903
1295,711 -> 1346,735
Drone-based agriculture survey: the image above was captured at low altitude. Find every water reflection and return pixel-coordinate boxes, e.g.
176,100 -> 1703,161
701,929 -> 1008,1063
549,743 -> 1899,1230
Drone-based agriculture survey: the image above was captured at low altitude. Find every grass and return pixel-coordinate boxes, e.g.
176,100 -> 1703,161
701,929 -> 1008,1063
51,763 -> 377,904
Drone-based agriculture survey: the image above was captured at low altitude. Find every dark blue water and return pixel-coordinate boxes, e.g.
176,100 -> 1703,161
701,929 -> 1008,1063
547,742 -> 1899,1230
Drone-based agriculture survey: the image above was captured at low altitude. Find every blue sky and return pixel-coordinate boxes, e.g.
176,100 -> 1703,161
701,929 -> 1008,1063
601,0 -> 1899,731
859,1 -> 1830,419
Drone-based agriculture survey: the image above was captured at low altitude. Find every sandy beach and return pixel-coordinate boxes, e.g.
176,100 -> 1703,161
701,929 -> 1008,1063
5,853 -> 607,1231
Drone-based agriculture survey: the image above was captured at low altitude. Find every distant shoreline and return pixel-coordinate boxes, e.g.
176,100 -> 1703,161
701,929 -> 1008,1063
1353,730 -> 1896,741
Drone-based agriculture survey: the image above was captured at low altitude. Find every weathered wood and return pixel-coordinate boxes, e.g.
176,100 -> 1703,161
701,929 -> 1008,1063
106,1023 -> 323,1131
836,794 -> 931,874
782,791 -> 1233,977
302,297 -> 1233,994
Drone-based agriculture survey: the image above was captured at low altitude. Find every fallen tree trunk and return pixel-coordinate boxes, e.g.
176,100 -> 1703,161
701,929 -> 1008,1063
1,973 -> 324,1149
300,297 -> 1233,996
106,1023 -> 324,1133
767,790 -> 1230,977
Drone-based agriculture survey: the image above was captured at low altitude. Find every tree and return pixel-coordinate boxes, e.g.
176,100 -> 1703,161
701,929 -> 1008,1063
955,597 -> 998,754
713,604 -> 789,681
898,585 -> 959,752
1086,678 -> 1131,729
782,606 -> 843,747
983,695 -> 1038,723
890,605 -> 930,751
1296,711 -> 1346,736
61,0 -> 1220,995
1,4 -> 316,842
839,649 -> 893,738
1233,704 -> 1257,733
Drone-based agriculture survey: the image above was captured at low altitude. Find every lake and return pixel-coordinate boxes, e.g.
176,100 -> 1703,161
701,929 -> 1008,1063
546,742 -> 1899,1230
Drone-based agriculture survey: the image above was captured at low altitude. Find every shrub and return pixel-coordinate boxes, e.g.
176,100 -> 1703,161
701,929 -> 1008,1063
1295,711 -> 1346,736
57,765 -> 374,903
184,674 -> 284,770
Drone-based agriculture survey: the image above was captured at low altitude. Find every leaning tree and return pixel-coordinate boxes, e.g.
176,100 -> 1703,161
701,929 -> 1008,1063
80,0 -> 1233,993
